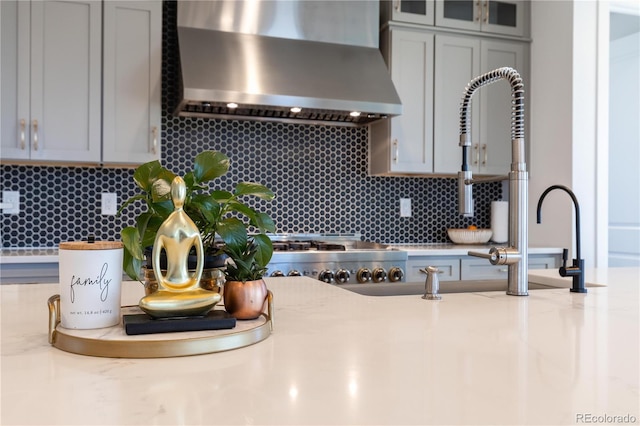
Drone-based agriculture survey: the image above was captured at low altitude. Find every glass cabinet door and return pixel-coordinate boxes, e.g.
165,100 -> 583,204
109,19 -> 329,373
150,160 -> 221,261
390,0 -> 434,26
435,0 -> 525,37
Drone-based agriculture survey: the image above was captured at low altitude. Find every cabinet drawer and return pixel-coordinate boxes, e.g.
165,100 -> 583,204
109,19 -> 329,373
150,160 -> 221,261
460,258 -> 508,280
529,254 -> 561,270
461,254 -> 562,280
406,256 -> 460,282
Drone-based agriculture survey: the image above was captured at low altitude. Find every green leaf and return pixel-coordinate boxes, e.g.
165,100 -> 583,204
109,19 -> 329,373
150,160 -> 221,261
253,212 -> 276,233
123,249 -> 144,281
211,190 -> 233,203
217,217 -> 247,251
234,182 -> 275,200
132,160 -> 162,192
151,179 -> 172,203
133,161 -> 175,193
121,226 -> 144,281
253,234 -> 273,266
121,226 -> 144,260
193,151 -> 230,183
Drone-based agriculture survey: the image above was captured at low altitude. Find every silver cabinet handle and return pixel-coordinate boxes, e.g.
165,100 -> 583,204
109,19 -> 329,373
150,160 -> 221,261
476,0 -> 481,21
32,119 -> 39,151
393,139 -> 399,163
482,143 -> 487,165
483,1 -> 489,23
19,119 -> 26,150
151,126 -> 158,154
394,0 -> 401,12
473,143 -> 479,165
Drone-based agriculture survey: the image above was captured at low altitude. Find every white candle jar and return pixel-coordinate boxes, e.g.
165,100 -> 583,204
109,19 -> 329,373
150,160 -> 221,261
58,241 -> 124,329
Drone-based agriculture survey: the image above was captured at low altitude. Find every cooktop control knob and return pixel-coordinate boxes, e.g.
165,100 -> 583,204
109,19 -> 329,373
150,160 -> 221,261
372,267 -> 387,283
318,269 -> 335,283
270,270 -> 285,277
335,268 -> 350,284
356,268 -> 372,283
388,266 -> 404,282
287,270 -> 302,277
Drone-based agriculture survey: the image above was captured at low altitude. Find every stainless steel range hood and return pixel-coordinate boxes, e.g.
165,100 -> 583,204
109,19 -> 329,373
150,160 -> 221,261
175,0 -> 402,127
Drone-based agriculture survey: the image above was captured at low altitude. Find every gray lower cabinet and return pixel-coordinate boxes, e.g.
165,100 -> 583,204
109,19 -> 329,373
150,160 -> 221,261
406,253 -> 561,283
405,256 -> 461,282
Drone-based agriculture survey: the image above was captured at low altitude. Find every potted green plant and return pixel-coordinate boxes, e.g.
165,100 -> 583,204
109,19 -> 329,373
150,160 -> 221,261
118,150 -> 276,301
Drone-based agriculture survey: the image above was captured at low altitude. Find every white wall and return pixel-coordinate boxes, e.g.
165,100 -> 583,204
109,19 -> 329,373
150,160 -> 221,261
609,31 -> 640,265
529,0 -> 605,268
529,1 -> 575,258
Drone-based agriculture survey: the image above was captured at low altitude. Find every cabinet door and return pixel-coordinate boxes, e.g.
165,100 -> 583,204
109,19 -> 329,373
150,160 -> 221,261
460,258 -> 509,280
389,29 -> 434,174
435,0 -> 481,32
102,0 -> 162,165
435,0 -> 525,37
1,1 -> 30,160
370,28 -> 434,175
406,256 -> 460,282
433,34 -> 480,174
390,0 -> 435,26
30,0 -> 101,163
528,254 -> 561,270
478,40 -> 525,175
481,0 -> 524,37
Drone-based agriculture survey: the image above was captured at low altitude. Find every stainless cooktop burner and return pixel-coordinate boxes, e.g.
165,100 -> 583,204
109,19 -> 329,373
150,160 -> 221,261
267,233 -> 407,285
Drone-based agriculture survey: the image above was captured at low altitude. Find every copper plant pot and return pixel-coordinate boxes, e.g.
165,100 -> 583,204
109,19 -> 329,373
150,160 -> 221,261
223,279 -> 268,320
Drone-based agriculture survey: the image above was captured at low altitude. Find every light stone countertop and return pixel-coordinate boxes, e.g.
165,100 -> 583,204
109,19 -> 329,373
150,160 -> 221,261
0,268 -> 638,425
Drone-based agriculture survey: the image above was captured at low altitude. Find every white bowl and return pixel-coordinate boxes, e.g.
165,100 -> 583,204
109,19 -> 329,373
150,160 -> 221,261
447,228 -> 492,244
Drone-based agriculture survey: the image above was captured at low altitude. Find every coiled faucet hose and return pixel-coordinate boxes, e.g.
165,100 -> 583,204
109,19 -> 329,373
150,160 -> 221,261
459,67 -> 525,144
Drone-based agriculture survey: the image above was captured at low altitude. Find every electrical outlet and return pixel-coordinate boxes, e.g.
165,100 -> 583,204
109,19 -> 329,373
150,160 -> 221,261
400,198 -> 411,217
101,193 -> 118,216
1,191 -> 20,214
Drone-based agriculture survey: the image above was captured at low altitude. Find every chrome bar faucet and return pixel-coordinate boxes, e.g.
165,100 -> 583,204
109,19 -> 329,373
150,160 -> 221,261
536,185 -> 586,293
459,67 -> 529,296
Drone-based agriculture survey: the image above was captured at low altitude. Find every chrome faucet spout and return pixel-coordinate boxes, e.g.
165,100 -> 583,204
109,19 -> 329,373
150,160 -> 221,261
536,184 -> 586,293
457,67 -> 528,296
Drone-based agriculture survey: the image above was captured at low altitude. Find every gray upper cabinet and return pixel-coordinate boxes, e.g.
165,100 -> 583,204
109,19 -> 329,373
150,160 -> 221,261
371,29 -> 526,177
435,0 -> 526,37
102,1 -> 162,166
370,27 -> 434,175
433,34 -> 525,175
372,0 -> 529,177
1,0 -> 161,166
1,0 -> 102,164
380,0 -> 435,26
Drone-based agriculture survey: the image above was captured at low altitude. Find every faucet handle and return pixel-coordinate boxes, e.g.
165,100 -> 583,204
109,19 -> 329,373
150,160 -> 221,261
561,248 -> 569,267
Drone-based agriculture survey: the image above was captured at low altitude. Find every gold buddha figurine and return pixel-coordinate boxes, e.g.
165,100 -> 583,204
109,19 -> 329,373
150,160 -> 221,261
139,176 -> 221,318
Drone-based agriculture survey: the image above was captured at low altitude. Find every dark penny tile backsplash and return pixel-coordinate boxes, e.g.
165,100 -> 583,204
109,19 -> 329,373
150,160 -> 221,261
0,1 -> 500,248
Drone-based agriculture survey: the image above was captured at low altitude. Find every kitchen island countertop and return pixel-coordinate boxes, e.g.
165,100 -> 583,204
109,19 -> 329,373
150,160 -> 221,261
1,268 -> 638,425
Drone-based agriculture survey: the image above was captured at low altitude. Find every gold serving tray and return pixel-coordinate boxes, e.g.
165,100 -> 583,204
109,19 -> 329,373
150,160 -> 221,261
47,291 -> 273,358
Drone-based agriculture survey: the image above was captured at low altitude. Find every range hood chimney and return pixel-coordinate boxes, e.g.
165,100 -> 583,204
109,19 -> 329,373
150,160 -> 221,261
175,0 -> 402,127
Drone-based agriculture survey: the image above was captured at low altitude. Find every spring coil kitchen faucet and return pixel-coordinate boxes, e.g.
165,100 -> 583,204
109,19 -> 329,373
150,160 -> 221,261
459,67 -> 529,296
